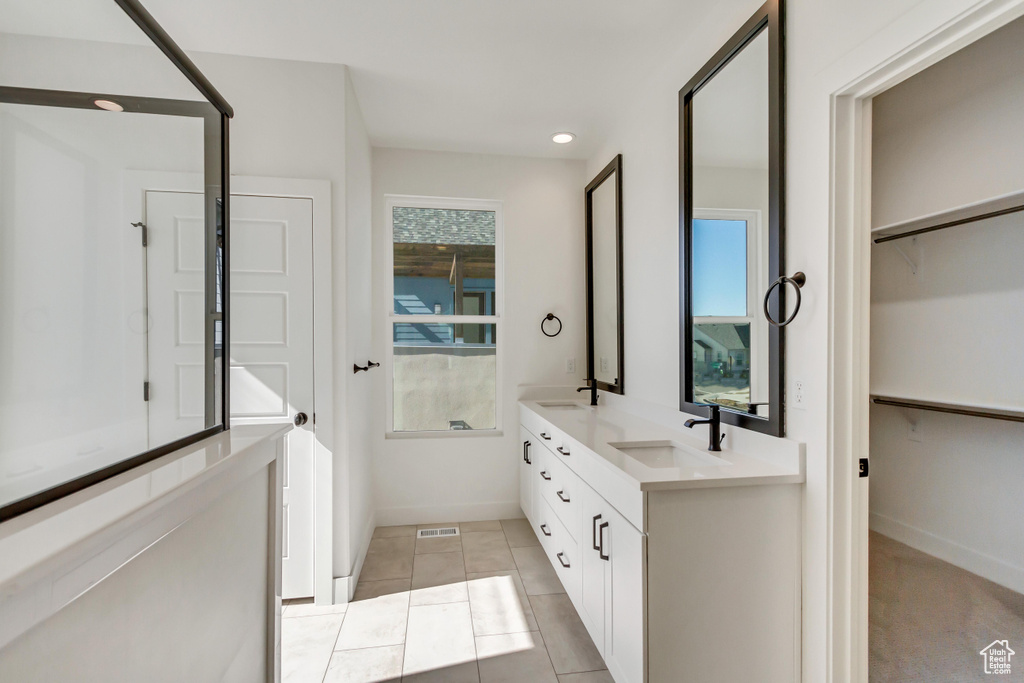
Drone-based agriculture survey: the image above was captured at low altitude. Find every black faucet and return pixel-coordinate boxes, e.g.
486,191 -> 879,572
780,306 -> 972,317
684,403 -> 724,452
576,379 -> 599,406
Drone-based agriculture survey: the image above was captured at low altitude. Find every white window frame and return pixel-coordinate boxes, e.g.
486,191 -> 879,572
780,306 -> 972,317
692,207 -> 765,404
384,194 -> 504,438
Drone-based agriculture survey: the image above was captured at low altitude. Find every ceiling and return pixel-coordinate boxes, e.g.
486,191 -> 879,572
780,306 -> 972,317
1,0 -> 751,160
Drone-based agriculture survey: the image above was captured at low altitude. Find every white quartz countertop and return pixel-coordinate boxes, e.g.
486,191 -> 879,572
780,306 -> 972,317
520,400 -> 804,491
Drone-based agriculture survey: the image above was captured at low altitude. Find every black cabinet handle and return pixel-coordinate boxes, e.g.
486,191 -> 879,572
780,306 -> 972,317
523,441 -> 531,464
599,522 -> 610,561
540,471 -> 551,481
540,524 -> 551,537
592,514 -> 603,550
540,432 -> 551,440
556,446 -> 570,456
556,490 -> 570,503
557,552 -> 570,568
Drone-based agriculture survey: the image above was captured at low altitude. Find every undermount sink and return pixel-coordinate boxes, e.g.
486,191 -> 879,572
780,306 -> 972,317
608,440 -> 731,469
536,401 -> 586,410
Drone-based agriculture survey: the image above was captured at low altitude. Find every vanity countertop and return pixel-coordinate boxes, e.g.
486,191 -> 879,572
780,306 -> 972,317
520,399 -> 804,492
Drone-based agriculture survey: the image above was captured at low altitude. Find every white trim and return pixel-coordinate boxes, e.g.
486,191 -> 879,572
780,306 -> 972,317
383,194 -> 505,437
332,508 -> 377,603
827,2 -> 1024,681
123,172 -> 335,607
375,500 -> 523,528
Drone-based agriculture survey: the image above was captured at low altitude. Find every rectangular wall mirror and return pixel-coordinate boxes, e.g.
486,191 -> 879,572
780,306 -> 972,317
585,154 -> 624,395
679,0 -> 786,436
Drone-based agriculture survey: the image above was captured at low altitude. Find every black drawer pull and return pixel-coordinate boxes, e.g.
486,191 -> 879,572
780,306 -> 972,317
557,552 -> 570,568
540,471 -> 551,481
540,432 -> 552,440
556,490 -> 570,503
556,446 -> 570,456
523,441 -> 531,464
599,522 -> 610,561
592,514 -> 603,550
540,524 -> 552,537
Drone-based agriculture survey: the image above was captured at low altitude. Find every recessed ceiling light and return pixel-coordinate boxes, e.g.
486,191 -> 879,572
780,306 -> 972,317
93,99 -> 124,112
552,132 -> 575,144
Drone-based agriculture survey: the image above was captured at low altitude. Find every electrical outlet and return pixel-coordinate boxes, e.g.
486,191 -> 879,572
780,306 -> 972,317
566,357 -> 576,374
793,379 -> 805,408
908,415 -> 924,442
600,357 -> 609,373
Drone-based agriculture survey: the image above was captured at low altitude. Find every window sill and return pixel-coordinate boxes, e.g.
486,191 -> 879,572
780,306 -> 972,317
385,429 -> 504,440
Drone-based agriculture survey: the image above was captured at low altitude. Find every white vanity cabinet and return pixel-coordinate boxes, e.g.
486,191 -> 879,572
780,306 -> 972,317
518,401 -> 803,683
519,425 -> 535,522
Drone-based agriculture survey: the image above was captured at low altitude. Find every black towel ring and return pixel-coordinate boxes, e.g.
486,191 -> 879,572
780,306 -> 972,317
541,313 -> 562,338
763,272 -> 806,328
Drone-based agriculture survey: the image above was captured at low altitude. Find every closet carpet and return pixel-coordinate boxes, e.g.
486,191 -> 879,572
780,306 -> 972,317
869,531 -> 1024,681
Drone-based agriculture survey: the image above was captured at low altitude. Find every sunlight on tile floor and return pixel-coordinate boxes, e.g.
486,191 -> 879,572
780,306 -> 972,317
281,519 -> 613,682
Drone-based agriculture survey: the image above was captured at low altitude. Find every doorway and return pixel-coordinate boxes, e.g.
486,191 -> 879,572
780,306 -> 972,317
829,2 -> 1024,680
139,175 -> 332,601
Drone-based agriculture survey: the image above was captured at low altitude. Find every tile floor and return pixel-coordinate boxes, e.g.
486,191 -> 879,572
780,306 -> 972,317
282,519 -> 614,683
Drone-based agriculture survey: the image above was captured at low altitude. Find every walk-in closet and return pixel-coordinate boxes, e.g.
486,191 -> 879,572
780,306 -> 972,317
868,13 -> 1024,682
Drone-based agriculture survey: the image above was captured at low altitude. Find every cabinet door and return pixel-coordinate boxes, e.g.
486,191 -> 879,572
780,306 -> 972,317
519,426 -> 534,522
579,486 -> 609,656
604,505 -> 646,683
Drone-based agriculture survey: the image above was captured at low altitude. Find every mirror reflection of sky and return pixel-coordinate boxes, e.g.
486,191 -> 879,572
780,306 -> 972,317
692,219 -> 747,317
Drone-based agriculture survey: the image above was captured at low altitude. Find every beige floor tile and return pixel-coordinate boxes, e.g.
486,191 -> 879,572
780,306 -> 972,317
500,519 -> 540,548
373,525 -> 417,539
462,531 -> 517,573
512,546 -> 566,596
467,570 -> 538,632
335,591 -> 410,650
403,602 -> 478,677
467,574 -> 534,636
284,600 -> 349,618
476,631 -> 558,683
460,520 -> 503,532
411,551 -> 467,590
556,671 -> 614,683
281,612 -> 345,682
529,594 -> 605,675
360,537 -> 415,582
323,645 -> 404,683
402,661 -> 480,683
416,535 -> 463,555
410,580 -> 469,606
353,578 -> 411,602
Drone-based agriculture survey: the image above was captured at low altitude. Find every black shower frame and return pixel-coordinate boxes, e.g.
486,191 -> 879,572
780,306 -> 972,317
0,0 -> 233,522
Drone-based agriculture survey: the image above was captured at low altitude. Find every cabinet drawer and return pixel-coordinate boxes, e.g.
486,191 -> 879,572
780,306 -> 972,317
537,497 -> 581,605
539,450 -> 582,544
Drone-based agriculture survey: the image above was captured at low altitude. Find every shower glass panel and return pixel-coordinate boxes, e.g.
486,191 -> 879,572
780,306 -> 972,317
0,0 -> 229,520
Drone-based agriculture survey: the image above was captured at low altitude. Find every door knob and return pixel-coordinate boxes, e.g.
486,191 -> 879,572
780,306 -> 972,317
294,412 -> 309,427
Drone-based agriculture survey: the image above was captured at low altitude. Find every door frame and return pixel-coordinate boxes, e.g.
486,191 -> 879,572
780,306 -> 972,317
125,172 -> 335,605
827,1 -> 1024,680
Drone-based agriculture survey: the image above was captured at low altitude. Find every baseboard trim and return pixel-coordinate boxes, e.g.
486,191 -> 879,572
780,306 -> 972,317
332,510 -> 377,604
376,501 -> 523,528
870,512 -> 1024,594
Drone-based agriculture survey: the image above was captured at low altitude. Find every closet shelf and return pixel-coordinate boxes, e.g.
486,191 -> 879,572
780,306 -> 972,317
872,189 -> 1024,244
871,395 -> 1024,423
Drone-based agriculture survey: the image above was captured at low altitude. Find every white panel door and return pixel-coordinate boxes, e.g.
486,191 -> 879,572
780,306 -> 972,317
147,191 -> 316,599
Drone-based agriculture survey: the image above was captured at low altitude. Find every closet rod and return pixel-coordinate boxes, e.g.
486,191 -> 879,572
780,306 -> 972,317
873,202 -> 1024,244
871,396 -> 1024,423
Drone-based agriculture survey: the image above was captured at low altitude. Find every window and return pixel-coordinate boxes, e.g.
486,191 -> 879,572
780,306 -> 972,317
386,196 -> 502,434
691,209 -> 762,411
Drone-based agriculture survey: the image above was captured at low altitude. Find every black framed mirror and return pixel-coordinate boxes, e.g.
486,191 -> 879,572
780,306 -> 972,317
679,0 -> 785,436
585,154 -> 624,395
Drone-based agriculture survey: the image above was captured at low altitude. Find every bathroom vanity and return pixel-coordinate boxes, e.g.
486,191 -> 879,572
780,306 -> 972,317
518,399 -> 803,683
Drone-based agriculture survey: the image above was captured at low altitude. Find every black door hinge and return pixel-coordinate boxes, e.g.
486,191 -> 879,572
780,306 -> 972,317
143,381 -> 150,402
132,221 -> 148,247
859,458 -> 869,478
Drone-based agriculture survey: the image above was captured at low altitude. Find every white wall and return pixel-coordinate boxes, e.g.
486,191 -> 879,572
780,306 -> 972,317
340,70 -> 375,578
371,148 -> 587,524
868,15 -> 1024,594
583,0 -> 1015,679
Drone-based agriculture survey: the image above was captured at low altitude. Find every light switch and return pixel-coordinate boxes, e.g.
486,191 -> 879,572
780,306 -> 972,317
566,357 -> 576,374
